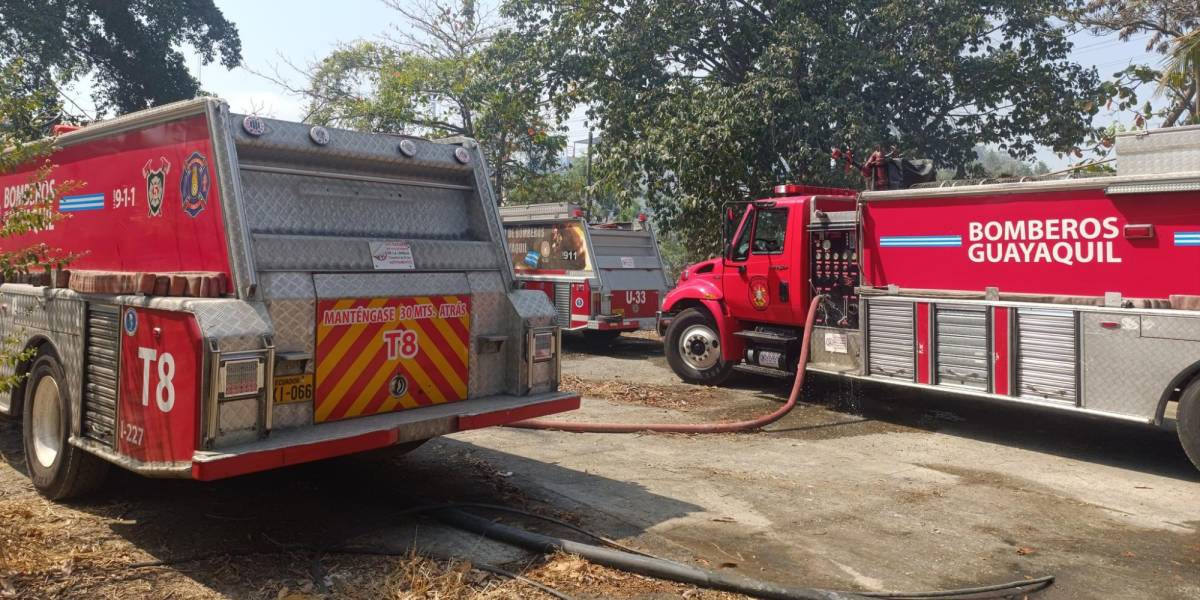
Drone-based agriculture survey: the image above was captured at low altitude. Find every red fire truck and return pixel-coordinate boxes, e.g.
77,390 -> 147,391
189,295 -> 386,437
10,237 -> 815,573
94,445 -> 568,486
500,202 -> 670,344
0,98 -> 578,499
660,125 -> 1200,471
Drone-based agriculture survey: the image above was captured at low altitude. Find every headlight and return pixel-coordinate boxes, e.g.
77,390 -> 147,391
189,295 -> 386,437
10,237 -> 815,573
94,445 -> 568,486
219,358 -> 263,398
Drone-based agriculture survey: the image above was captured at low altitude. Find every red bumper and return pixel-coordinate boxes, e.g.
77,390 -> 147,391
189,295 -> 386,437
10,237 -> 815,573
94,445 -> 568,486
190,392 -> 579,481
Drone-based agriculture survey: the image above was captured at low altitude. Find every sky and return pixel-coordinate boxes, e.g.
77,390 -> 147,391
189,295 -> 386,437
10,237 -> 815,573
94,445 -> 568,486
63,0 -> 1168,169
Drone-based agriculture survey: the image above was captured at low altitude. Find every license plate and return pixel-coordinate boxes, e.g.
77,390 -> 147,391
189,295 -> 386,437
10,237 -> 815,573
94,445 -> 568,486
273,373 -> 314,405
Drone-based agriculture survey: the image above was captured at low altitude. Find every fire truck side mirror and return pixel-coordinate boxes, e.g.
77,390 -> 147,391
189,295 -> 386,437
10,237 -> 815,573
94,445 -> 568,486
722,206 -> 738,257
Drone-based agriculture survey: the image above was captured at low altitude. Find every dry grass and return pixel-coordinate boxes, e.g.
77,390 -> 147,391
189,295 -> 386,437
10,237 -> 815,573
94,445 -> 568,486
561,375 -> 721,411
1,494 -> 745,600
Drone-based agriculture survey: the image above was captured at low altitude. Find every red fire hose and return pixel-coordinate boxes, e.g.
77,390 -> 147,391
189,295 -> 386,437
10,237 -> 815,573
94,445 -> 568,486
508,295 -> 823,434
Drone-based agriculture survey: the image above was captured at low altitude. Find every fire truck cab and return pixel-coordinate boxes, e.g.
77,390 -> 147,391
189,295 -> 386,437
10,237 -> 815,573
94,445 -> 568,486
500,202 -> 670,343
662,127 -> 1200,471
0,98 -> 578,500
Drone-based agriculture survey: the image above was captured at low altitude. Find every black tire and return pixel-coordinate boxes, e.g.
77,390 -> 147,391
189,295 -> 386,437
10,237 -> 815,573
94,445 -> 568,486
22,353 -> 109,501
1178,378 -> 1200,473
664,308 -> 735,385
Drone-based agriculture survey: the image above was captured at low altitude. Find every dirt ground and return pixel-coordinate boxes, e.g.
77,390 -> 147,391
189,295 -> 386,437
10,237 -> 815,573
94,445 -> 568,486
2,332 -> 1199,599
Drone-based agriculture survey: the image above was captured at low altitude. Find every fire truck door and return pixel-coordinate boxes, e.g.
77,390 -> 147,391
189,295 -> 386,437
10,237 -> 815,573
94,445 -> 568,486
722,206 -> 795,325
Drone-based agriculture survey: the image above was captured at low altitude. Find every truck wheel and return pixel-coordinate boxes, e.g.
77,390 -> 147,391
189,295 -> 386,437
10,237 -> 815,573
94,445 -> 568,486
22,353 -> 109,501
665,308 -> 734,385
1178,378 -> 1200,473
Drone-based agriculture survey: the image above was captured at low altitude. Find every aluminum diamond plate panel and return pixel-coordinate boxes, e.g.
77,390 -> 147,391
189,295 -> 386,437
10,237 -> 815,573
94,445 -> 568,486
177,298 -> 272,352
272,401 -> 312,430
1080,312 -> 1194,419
232,114 -> 475,177
467,271 -> 510,398
1115,125 -> 1200,176
260,272 -> 315,357
239,168 -> 471,240
312,272 -> 470,299
3,287 -> 87,427
218,397 -> 259,447
206,102 -> 258,299
252,234 -> 501,272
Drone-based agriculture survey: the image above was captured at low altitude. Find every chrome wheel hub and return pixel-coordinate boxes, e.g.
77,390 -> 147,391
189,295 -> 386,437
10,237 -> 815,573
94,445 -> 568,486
31,375 -> 62,469
678,324 -> 720,371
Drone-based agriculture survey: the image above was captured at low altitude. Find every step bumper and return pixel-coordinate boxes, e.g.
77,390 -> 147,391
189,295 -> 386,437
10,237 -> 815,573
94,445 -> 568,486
189,391 -> 580,481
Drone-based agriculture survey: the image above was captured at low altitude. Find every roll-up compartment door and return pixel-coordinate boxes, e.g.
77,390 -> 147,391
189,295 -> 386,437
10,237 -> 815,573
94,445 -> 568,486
554,283 -> 571,328
1015,308 -> 1077,405
867,300 -> 915,381
934,305 -> 990,391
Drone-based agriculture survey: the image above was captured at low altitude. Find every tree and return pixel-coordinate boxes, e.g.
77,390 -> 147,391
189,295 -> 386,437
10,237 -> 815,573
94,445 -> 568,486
505,153 -> 633,221
0,0 -> 242,116
0,60 -> 76,390
1071,1 -> 1199,130
298,0 -> 566,204
505,0 -> 1102,258
1161,29 -> 1200,122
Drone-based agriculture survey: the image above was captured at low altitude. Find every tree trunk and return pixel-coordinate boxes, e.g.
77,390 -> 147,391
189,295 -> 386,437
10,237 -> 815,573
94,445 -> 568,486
1194,63 -> 1200,124
494,165 -> 505,206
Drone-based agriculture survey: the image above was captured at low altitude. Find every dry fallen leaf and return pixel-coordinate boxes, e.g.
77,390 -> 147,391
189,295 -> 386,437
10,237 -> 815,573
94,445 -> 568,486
1016,547 -> 1036,556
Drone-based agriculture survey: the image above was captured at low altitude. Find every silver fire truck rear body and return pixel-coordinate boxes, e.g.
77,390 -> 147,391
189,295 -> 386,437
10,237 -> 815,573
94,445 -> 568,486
0,98 -> 576,480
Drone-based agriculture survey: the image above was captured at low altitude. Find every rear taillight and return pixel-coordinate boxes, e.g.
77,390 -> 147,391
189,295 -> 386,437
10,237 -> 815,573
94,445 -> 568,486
219,358 -> 263,398
532,330 -> 556,362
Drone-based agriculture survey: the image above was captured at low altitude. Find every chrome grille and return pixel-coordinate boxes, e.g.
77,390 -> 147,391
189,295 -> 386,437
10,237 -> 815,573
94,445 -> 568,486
83,304 -> 120,446
554,283 -> 571,328
934,306 -> 989,391
867,300 -> 915,381
1015,308 -> 1078,404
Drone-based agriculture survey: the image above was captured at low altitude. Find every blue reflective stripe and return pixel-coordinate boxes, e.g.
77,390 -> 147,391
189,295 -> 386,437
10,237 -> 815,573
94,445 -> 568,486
879,235 -> 962,248
59,193 -> 105,212
1174,232 -> 1200,246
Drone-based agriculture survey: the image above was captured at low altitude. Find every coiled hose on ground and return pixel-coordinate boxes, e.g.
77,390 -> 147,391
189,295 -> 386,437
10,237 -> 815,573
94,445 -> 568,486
508,295 -> 825,434
497,296 -> 1056,597
436,508 -> 1055,600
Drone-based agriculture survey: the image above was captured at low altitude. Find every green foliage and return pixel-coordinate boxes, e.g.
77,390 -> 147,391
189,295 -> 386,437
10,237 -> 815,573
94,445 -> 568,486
505,155 -> 634,221
971,147 -> 1052,178
505,0 -> 1102,260
304,1 -> 566,204
0,61 -> 77,391
1071,0 -> 1199,141
0,0 -> 242,116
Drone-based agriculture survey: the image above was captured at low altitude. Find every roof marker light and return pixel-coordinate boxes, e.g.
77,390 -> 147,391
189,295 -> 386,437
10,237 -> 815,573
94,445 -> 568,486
1123,224 -> 1155,239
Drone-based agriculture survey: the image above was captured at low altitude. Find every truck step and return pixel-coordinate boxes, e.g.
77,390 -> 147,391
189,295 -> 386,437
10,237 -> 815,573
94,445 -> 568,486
733,363 -> 794,379
733,329 -> 799,345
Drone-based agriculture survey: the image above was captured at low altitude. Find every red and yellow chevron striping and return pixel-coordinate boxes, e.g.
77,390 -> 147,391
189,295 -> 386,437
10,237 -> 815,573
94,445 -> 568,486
314,296 -> 471,423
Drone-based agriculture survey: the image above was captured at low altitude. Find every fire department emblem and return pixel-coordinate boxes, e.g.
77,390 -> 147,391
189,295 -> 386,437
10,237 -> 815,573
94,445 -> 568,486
749,277 -> 770,311
389,373 -> 409,398
179,151 -> 210,218
123,307 -> 138,336
142,157 -> 170,217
